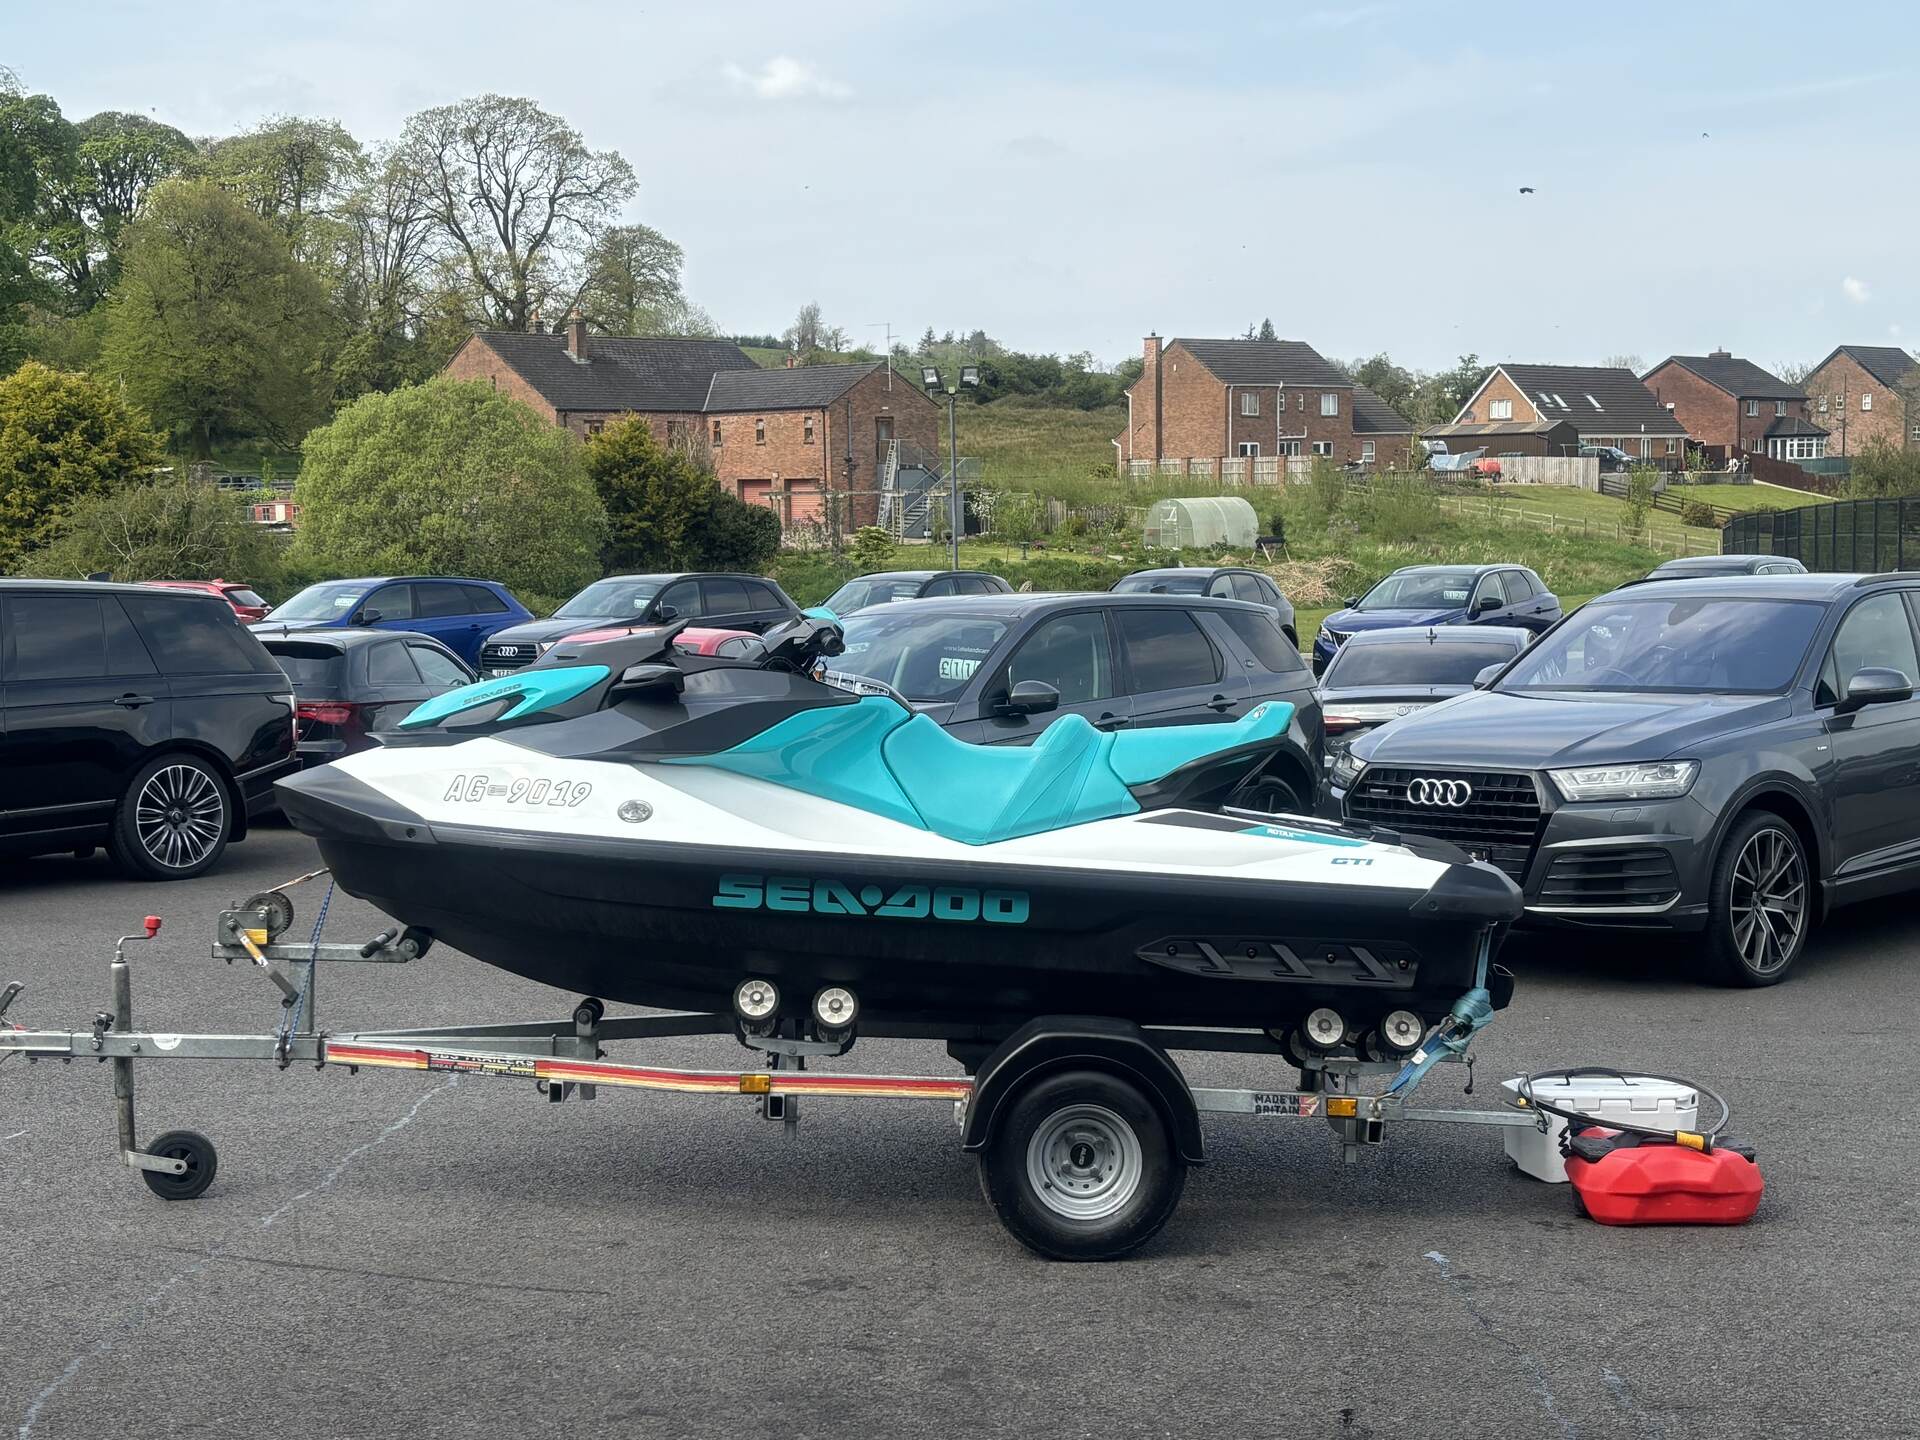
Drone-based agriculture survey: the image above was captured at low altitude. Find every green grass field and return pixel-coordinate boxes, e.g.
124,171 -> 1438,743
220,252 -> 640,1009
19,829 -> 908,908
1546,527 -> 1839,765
1678,482 -> 1820,512
959,399 -> 1122,488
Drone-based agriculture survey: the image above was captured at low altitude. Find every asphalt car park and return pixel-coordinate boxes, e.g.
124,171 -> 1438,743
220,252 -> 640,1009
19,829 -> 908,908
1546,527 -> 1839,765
3,825 -> 1918,1437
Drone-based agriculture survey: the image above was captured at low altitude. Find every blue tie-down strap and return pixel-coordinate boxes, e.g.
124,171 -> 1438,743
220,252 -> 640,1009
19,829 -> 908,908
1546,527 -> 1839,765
399,664 -> 610,729
1385,934 -> 1499,1096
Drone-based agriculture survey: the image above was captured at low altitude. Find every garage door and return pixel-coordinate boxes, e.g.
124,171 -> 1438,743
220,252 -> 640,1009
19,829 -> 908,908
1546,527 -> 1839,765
739,479 -> 774,510
785,484 -> 823,524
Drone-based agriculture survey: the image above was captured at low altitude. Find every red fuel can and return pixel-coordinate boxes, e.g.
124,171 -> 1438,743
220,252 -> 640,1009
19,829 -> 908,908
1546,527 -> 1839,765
1564,1127 -> 1764,1226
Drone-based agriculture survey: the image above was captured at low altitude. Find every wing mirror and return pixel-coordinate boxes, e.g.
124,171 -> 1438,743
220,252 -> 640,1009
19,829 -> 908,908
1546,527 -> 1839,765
1838,667 -> 1914,714
1472,595 -> 1502,616
352,608 -> 383,625
1002,680 -> 1060,716
1342,596 -> 1359,608
654,603 -> 680,622
1472,663 -> 1505,690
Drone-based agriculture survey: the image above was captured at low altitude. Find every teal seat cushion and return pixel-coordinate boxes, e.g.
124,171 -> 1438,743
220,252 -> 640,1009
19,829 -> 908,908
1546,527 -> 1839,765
664,695 -> 1297,846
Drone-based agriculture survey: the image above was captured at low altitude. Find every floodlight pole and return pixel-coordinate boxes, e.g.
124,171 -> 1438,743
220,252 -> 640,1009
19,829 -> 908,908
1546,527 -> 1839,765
923,366 -> 976,569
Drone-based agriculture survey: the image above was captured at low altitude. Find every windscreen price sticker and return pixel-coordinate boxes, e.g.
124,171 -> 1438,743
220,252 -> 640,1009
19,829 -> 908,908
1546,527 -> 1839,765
938,656 -> 981,681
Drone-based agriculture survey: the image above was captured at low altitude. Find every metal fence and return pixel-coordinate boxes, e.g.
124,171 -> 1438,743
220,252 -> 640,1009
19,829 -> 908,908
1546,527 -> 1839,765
1723,497 -> 1920,571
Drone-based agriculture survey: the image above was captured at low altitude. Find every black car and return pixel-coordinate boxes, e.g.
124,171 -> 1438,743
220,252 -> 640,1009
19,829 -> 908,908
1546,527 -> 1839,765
823,570 -> 1013,615
1312,564 -> 1560,675
1316,625 -> 1532,781
259,629 -> 475,765
1112,567 -> 1297,647
479,573 -> 800,676
1328,573 -> 1920,985
1645,554 -> 1808,579
0,580 -> 298,879
1581,445 -> 1635,473
827,592 -> 1321,813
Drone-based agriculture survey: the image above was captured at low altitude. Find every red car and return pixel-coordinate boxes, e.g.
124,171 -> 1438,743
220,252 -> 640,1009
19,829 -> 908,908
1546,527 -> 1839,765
555,623 -> 759,657
143,579 -> 272,623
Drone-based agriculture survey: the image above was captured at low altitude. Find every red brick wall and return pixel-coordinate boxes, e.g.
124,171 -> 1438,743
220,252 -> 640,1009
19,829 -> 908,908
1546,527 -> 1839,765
1459,371 -> 1536,426
1643,361 -> 1812,453
1803,354 -> 1913,455
442,335 -> 559,423
1159,343 -> 1226,459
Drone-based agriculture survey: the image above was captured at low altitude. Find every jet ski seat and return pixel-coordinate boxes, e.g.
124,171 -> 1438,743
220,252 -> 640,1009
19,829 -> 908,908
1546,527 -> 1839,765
668,696 -> 1294,845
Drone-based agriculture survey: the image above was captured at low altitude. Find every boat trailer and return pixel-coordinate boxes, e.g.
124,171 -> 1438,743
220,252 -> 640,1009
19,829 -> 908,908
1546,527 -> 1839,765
3,886 -> 1562,1260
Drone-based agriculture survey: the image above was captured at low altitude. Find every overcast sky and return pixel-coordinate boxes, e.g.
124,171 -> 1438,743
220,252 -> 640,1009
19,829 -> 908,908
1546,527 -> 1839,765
10,0 -> 1916,373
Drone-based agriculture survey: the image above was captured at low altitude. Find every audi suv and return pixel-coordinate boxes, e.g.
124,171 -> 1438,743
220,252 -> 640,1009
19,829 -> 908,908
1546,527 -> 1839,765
1327,574 -> 1920,985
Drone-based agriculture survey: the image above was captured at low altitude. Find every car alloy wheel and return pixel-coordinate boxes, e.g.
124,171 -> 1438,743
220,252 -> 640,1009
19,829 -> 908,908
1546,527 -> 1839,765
135,763 -> 227,872
1726,823 -> 1807,978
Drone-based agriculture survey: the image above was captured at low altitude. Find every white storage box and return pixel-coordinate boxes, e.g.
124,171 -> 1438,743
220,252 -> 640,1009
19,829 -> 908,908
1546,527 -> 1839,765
1500,1074 -> 1699,1183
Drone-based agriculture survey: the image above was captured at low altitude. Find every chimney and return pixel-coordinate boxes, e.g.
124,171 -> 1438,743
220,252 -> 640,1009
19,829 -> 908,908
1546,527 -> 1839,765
566,313 -> 588,363
1709,347 -> 1732,359
786,352 -> 797,369
1143,334 -> 1164,463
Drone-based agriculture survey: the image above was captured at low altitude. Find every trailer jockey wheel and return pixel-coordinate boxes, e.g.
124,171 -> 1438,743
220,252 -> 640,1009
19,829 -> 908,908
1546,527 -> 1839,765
978,1069 -> 1185,1261
139,1130 -> 218,1201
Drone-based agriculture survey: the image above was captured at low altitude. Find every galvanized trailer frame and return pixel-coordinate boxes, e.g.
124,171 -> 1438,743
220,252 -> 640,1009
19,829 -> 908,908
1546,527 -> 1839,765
0,894 -> 1542,1255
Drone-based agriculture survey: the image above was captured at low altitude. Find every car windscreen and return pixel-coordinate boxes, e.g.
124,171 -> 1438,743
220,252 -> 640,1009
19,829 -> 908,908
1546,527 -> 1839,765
264,642 -> 348,689
1324,639 -> 1521,688
267,581 -> 368,620
1112,574 -> 1205,595
833,611 -> 1009,702
225,588 -> 269,607
1356,571 -> 1478,611
825,578 -> 921,613
1497,597 -> 1825,694
552,579 -> 663,618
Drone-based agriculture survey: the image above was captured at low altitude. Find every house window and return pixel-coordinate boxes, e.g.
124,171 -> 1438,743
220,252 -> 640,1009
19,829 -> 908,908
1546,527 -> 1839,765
1311,440 -> 1333,456
1281,440 -> 1302,457
1320,393 -> 1339,417
804,415 -> 815,444
585,420 -> 605,435
1240,392 -> 1260,417
1775,400 -> 1788,417
1236,441 -> 1260,457
1296,393 -> 1304,411
1489,398 -> 1513,421
1863,393 -> 1874,412
1746,399 -> 1759,417
1361,440 -> 1376,463
755,418 -> 767,444
711,420 -> 722,446
1665,438 -> 1678,455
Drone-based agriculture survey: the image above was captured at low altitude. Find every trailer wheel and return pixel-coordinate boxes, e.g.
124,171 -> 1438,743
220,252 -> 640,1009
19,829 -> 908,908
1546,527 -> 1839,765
978,1069 -> 1185,1261
139,1130 -> 218,1201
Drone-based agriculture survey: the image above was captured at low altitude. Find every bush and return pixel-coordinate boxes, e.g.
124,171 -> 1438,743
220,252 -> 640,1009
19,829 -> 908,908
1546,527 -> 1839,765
698,492 -> 782,571
1364,472 -> 1441,543
1625,467 -> 1657,538
0,361 -> 165,571
15,474 -> 284,587
1679,497 -> 1716,528
849,525 -> 895,572
295,380 -> 604,604
1305,459 -> 1348,523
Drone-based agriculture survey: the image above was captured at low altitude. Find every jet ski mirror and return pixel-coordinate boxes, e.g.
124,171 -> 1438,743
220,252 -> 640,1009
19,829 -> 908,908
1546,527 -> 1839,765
1472,663 -> 1504,690
1003,680 -> 1060,716
612,663 -> 686,699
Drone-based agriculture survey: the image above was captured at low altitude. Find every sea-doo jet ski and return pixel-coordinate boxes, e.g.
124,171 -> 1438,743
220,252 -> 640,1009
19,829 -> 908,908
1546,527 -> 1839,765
276,615 -> 1522,1048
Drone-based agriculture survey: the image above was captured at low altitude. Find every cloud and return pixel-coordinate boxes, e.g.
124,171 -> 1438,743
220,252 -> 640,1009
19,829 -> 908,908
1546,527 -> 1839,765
1301,3 -> 1394,28
720,56 -> 850,102
1892,323 -> 1904,338
1843,275 -> 1872,304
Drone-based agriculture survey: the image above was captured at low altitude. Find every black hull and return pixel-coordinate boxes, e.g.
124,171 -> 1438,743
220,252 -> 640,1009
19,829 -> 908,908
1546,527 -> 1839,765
280,770 -> 1519,1036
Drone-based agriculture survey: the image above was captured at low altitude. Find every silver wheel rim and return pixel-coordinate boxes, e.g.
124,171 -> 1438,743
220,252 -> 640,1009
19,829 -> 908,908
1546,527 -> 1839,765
135,765 -> 225,870
1024,1103 -> 1142,1221
1729,826 -> 1806,975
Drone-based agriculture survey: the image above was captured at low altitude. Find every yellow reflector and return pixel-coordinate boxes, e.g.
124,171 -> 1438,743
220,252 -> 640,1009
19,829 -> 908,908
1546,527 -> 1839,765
243,928 -> 269,947
1326,1097 -> 1359,1118
1676,1131 -> 1707,1151
739,1074 -> 772,1095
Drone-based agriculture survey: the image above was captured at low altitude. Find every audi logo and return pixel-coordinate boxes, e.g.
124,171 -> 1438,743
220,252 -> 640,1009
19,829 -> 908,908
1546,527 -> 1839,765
1406,777 -> 1473,807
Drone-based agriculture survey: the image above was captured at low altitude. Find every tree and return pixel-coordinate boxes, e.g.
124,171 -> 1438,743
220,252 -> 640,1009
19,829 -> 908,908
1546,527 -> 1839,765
783,301 -> 847,362
1847,438 -> 1920,498
18,472 -> 282,583
401,94 -> 636,332
39,111 -> 194,308
295,380 -> 603,605
195,116 -> 362,254
576,223 -> 708,335
331,143 -> 440,395
0,360 -> 163,571
586,414 -> 710,569
696,489 -> 780,570
99,179 -> 333,458
1257,318 -> 1276,342
0,76 -> 73,358
1775,359 -> 1815,386
1603,353 -> 1645,374
1348,353 -> 1417,411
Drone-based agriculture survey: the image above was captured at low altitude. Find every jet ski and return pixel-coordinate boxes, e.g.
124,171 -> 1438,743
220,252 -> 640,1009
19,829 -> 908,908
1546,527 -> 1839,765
276,615 -> 1522,1052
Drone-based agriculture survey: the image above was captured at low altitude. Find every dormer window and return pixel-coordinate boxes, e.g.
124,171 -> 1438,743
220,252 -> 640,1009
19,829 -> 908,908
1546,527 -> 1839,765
1489,398 -> 1513,420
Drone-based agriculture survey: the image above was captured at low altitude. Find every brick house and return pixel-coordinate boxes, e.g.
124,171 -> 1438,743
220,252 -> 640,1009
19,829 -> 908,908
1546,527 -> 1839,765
1117,335 -> 1414,473
1800,345 -> 1920,457
1640,351 -> 1825,462
443,321 -> 939,528
1453,363 -> 1690,461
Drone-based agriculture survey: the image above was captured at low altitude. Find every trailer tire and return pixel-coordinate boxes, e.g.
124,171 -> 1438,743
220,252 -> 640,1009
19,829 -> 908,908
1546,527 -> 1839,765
139,1129 -> 218,1201
977,1068 -> 1185,1261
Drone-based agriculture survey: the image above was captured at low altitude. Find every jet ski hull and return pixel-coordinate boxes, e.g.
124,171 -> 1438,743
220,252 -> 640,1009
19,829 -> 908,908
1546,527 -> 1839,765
279,761 -> 1519,1036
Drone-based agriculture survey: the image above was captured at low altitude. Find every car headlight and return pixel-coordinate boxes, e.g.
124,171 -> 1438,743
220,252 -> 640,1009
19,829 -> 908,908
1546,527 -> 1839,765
1548,760 -> 1699,803
1329,750 -> 1365,790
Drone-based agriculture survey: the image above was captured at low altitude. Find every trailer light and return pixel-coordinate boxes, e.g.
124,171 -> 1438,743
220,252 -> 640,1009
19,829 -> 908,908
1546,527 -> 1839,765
1325,1097 -> 1360,1119
812,985 -> 858,1031
739,1074 -> 772,1095
733,978 -> 779,1022
1379,1010 -> 1425,1053
1303,1007 -> 1346,1049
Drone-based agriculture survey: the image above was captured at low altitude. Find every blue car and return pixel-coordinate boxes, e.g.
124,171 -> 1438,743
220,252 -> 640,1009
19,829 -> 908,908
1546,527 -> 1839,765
255,577 -> 533,666
1312,564 -> 1560,676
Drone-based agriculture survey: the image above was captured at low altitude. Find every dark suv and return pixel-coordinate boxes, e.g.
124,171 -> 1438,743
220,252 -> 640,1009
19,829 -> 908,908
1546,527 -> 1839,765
1327,573 -> 1920,985
479,573 -> 800,676
1112,567 -> 1297,648
1,580 -> 298,879
827,592 -> 1321,813
823,570 -> 1013,615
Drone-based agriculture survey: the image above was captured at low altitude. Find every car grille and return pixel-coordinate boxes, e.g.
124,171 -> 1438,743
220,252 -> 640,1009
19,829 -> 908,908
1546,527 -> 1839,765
480,642 -> 538,673
1346,767 -> 1544,882
1539,849 -> 1680,908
